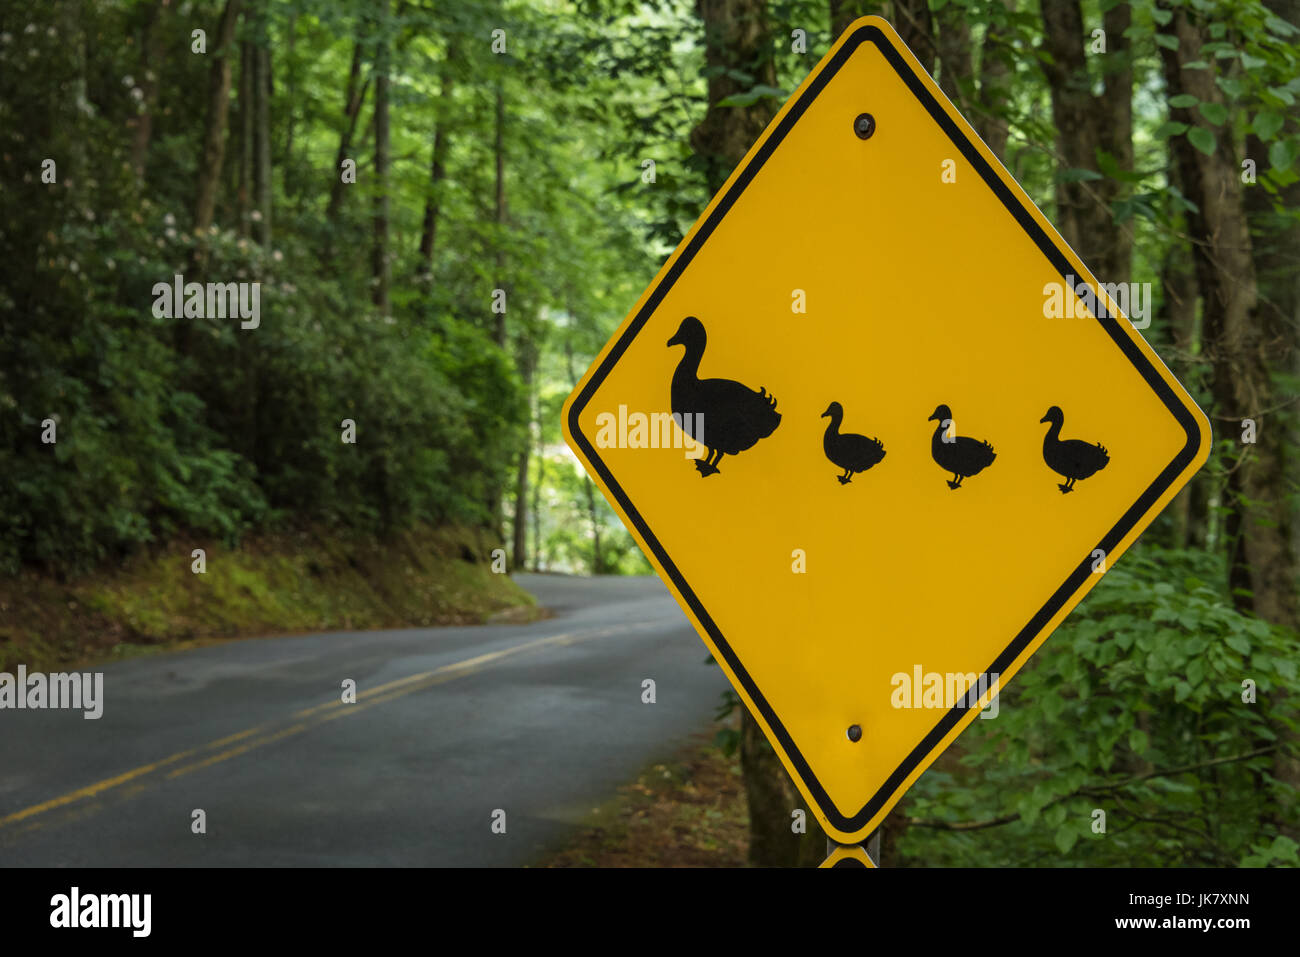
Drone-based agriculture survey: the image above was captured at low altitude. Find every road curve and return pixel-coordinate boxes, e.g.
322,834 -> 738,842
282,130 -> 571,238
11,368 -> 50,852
0,573 -> 727,866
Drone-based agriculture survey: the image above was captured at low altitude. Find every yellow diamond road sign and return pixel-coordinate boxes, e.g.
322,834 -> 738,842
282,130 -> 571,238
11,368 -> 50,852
562,16 -> 1210,844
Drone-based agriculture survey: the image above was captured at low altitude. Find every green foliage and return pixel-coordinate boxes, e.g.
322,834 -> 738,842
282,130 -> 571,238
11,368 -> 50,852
902,544 -> 1300,867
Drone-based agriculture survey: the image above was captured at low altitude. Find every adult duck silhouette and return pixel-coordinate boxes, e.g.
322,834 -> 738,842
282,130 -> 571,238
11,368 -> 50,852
821,402 -> 886,484
928,404 -> 996,489
667,316 -> 781,477
1040,406 -> 1109,493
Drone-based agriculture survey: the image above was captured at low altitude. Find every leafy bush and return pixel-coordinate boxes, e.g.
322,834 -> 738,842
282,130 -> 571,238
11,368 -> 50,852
901,544 -> 1300,867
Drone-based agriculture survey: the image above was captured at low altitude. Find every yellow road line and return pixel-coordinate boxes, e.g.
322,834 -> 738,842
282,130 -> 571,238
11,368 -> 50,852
0,725 -> 270,829
1,621 -> 647,830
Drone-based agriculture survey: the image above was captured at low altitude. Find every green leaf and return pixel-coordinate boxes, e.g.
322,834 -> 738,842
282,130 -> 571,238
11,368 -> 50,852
1043,692 -> 1066,719
1187,657 -> 1205,687
1169,94 -> 1198,109
1188,126 -> 1217,156
1181,60 -> 1210,70
1254,112 -> 1285,140
1155,120 -> 1189,138
716,84 -> 786,108
1058,167 -> 1104,182
1055,823 -> 1080,854
1198,102 -> 1228,125
1155,33 -> 1180,50
1241,53 -> 1267,70
1152,8 -> 1173,25
1129,728 -> 1149,754
1216,76 -> 1245,99
1269,139 -> 1294,172
1225,633 -> 1251,655
1267,14 -> 1300,36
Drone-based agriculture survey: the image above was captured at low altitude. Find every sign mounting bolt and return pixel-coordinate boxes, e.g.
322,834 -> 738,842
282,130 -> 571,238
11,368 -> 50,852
854,113 -> 875,140
847,724 -> 862,742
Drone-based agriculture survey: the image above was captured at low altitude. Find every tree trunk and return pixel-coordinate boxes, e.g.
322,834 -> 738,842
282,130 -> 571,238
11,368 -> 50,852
1159,6 -> 1294,625
829,0 -> 866,36
690,0 -> 778,192
1040,0 -> 1133,284
494,83 -> 508,347
531,430 -> 544,572
237,39 -> 254,237
694,0 -> 828,867
418,48 -> 455,283
1158,193 -> 1202,549
511,346 -> 536,570
1159,0 -> 1300,836
326,40 -> 368,224
283,13 -> 298,186
1244,0 -> 1300,600
371,0 -> 391,314
564,336 -> 604,574
253,18 -> 272,247
891,0 -> 936,73
974,1 -> 1013,161
129,0 -> 171,181
583,478 -> 603,574
934,4 -> 971,109
193,0 -> 244,238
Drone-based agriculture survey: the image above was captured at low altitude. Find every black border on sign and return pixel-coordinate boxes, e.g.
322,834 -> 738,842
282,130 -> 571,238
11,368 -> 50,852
567,24 -> 1203,834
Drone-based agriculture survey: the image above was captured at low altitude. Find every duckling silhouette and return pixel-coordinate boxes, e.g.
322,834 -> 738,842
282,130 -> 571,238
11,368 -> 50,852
1040,406 -> 1109,493
821,402 -> 886,484
667,316 -> 781,477
928,404 -> 996,489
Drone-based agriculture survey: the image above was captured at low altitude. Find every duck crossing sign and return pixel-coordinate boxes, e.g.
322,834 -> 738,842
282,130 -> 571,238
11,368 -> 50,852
562,16 -> 1211,848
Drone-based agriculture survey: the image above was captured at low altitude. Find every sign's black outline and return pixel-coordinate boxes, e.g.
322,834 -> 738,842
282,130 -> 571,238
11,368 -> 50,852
567,23 -> 1205,835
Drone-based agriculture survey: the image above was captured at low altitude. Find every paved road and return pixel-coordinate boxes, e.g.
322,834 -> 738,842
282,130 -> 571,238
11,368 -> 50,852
0,574 -> 727,866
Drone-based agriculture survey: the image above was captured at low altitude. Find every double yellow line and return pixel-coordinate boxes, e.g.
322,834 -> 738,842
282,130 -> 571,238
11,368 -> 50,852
0,622 -> 646,835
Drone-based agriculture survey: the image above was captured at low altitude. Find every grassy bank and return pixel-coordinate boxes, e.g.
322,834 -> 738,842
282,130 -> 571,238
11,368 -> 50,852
540,722 -> 749,867
0,525 -> 536,674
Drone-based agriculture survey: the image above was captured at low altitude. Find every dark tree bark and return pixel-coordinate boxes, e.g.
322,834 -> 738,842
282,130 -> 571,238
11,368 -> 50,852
690,0 -> 779,192
1159,0 -> 1300,834
973,0 -> 1014,160
193,0 -> 244,237
418,47 -> 456,283
935,4 -> 972,108
326,40 -> 369,225
252,16 -> 272,247
494,84 -> 508,347
1244,0 -> 1300,589
1039,0 -> 1133,284
1159,6 -> 1295,628
237,39 -> 254,237
564,337 -> 604,574
511,344 -> 536,570
829,0 -> 883,37
1158,178 -> 1203,549
371,0 -> 391,313
129,0 -> 172,181
695,0 -> 828,867
891,0 -> 936,73
283,13 -> 298,184
530,429 -> 544,572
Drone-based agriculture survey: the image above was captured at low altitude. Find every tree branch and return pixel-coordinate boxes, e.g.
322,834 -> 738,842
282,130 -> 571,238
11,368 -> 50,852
907,746 -> 1278,831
